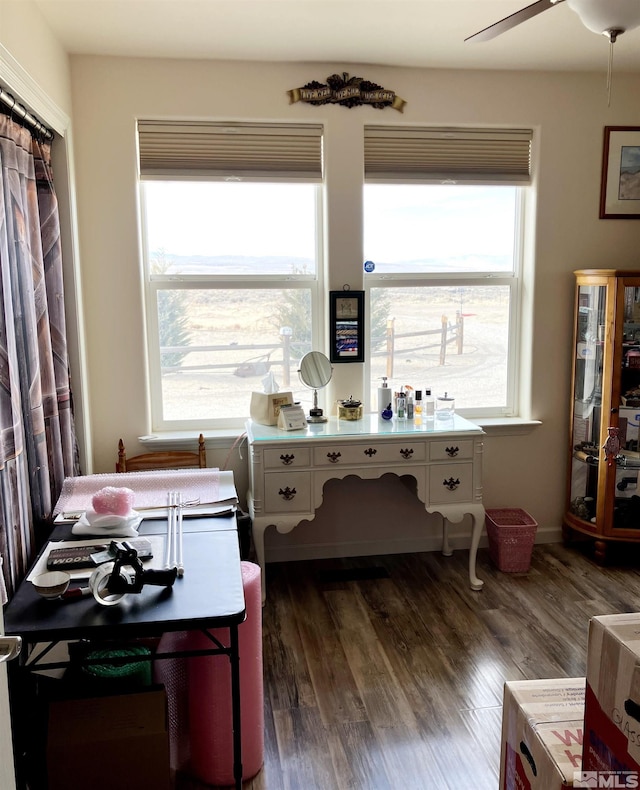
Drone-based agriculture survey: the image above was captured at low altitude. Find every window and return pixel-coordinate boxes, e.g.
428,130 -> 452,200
363,126 -> 532,418
138,122 -> 323,429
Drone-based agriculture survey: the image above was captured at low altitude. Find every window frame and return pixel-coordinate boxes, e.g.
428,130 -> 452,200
363,187 -> 526,419
139,180 -> 325,431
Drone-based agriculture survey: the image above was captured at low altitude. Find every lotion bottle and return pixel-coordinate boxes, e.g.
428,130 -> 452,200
377,377 -> 390,416
424,388 -> 434,420
407,390 -> 414,420
396,390 -> 406,420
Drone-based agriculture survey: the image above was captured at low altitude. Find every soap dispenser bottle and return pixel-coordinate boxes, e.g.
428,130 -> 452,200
377,377 -> 390,415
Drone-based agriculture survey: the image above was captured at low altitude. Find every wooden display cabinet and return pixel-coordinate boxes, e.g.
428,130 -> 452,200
564,269 -> 640,560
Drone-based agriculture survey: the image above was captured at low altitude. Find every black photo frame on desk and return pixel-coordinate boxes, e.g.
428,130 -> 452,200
329,290 -> 365,363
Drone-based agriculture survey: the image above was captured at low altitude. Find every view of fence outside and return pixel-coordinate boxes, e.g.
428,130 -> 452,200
146,181 -> 517,424
157,284 -> 510,421
158,288 -> 312,422
368,285 -> 511,414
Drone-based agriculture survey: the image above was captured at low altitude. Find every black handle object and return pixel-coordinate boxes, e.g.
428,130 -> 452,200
142,567 -> 178,587
519,741 -> 537,776
624,697 -> 640,722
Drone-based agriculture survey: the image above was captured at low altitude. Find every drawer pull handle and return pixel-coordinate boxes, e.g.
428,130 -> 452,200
443,477 -> 460,491
280,454 -> 295,465
400,448 -> 414,459
279,486 -> 297,501
364,448 -> 377,457
445,446 -> 460,457
327,452 -> 342,464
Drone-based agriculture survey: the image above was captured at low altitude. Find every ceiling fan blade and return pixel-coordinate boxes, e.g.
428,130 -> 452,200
465,0 -> 564,42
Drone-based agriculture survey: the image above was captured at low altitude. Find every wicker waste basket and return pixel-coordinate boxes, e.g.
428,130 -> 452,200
485,508 -> 537,573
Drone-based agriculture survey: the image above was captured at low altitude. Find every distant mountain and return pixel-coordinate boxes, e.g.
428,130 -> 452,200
160,254 -> 313,275
157,253 -> 510,275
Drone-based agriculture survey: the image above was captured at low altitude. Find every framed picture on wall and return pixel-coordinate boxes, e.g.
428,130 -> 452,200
329,290 -> 364,363
600,126 -> 640,219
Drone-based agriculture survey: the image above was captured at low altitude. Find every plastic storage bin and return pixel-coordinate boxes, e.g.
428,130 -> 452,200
485,508 -> 538,573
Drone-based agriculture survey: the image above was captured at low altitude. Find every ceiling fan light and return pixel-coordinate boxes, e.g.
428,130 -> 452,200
567,0 -> 640,35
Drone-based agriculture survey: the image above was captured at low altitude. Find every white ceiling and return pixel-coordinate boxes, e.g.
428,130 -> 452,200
30,0 -> 640,74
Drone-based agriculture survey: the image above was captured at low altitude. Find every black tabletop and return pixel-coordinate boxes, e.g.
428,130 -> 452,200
4,519 -> 245,643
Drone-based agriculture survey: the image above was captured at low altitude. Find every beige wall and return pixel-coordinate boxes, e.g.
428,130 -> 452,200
66,55 -> 640,560
3,5 -> 640,561
1,0 -> 71,114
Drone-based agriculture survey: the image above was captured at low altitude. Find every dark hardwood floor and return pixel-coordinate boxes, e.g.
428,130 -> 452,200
186,541 -> 640,790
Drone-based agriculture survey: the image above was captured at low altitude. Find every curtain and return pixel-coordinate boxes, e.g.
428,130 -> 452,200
0,113 -> 79,599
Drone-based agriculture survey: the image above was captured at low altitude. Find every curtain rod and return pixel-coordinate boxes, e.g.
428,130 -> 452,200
0,87 -> 54,141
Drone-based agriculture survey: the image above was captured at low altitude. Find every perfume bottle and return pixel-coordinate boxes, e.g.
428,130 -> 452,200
414,390 -> 423,413
414,390 -> 423,425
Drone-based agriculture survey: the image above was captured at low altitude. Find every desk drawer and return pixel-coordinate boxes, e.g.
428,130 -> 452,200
264,472 -> 311,513
264,447 -> 311,469
429,440 -> 474,461
313,441 -> 426,467
428,463 -> 473,504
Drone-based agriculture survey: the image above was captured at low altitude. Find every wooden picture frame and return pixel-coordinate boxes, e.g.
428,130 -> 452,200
329,290 -> 365,363
600,126 -> 640,219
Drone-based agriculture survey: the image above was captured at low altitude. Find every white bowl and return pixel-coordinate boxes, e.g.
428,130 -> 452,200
32,571 -> 71,599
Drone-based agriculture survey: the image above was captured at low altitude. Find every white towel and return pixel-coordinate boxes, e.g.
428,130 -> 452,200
71,510 -> 142,537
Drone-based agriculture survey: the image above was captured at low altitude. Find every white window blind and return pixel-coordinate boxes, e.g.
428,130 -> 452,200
364,126 -> 532,185
138,120 -> 323,181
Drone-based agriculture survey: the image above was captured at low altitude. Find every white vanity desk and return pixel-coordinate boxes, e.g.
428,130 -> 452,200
246,414 -> 485,601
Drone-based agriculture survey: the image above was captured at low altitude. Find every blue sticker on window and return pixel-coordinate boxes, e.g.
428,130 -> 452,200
364,260 -> 375,273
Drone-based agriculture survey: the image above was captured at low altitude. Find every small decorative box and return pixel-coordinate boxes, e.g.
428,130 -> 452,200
338,398 -> 363,421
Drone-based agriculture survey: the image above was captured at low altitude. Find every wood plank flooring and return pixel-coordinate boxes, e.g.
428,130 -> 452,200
183,542 -> 640,790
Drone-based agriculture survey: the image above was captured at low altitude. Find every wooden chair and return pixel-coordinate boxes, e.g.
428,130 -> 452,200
116,434 -> 207,472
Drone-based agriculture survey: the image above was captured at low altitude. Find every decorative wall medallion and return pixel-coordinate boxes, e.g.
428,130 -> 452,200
288,73 -> 406,112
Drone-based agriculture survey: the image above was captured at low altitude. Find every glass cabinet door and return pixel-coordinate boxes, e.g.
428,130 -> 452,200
613,282 -> 640,530
566,271 -> 640,558
569,283 -> 606,524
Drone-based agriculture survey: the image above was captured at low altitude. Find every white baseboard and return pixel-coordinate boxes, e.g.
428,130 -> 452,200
264,524 -> 563,564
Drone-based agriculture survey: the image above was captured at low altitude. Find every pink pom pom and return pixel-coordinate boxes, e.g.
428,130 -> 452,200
92,486 -> 135,516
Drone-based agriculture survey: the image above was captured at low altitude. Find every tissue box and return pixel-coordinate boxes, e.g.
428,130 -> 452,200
250,391 -> 293,426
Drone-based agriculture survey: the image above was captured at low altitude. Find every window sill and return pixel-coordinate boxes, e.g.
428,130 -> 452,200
139,417 -> 542,447
473,417 -> 542,436
139,429 -> 247,450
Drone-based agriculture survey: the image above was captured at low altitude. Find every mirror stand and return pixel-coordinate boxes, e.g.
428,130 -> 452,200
307,388 -> 327,423
298,350 -> 332,424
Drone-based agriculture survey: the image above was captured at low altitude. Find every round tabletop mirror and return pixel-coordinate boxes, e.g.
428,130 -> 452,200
299,351 -> 332,390
298,351 -> 332,423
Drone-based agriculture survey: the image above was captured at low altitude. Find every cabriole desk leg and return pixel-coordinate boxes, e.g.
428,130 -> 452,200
427,504 -> 485,591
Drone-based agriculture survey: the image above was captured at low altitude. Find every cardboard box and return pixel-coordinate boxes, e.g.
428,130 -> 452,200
47,686 -> 170,790
500,677 -> 585,789
582,613 -> 640,778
